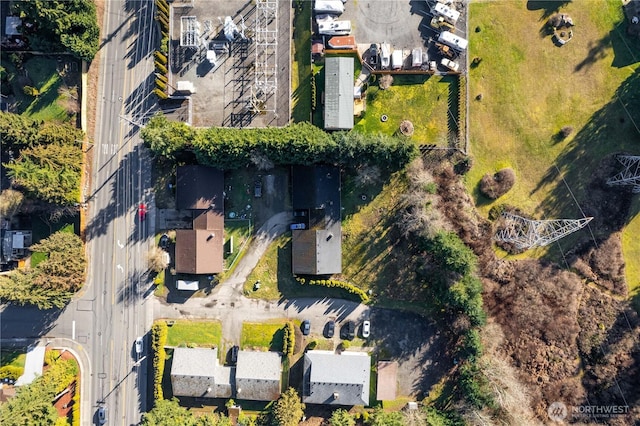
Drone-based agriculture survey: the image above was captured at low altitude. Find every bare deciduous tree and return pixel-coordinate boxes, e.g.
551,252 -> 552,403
147,246 -> 169,272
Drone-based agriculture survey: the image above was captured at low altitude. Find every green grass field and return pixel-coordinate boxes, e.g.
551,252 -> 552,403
1,55 -> 73,122
240,321 -> 288,351
353,75 -> 454,144
467,1 -> 640,295
165,320 -> 222,348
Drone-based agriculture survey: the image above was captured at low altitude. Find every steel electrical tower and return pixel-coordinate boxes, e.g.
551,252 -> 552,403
606,155 -> 640,193
495,213 -> 593,250
253,0 -> 278,113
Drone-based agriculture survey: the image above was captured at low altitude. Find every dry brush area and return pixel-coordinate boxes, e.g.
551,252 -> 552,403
414,153 -> 640,424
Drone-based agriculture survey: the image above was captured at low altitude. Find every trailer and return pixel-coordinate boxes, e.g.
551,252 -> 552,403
433,2 -> 460,24
391,49 -> 403,70
438,30 -> 468,51
314,0 -> 344,15
380,43 -> 391,69
318,20 -> 351,36
412,48 -> 423,68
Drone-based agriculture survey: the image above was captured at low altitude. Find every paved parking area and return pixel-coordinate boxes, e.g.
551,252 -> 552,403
341,0 -> 429,51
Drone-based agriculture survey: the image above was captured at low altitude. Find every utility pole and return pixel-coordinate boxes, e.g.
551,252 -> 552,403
495,213 -> 593,250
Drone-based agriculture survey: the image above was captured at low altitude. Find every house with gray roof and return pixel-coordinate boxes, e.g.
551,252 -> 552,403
324,56 -> 354,130
291,165 -> 342,275
235,350 -> 282,401
303,350 -> 370,406
170,347 -> 233,398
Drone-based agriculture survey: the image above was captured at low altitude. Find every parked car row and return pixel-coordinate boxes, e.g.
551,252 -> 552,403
301,319 -> 371,339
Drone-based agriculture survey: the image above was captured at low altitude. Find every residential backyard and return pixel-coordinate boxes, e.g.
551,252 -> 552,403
0,54 -> 80,123
240,320 -> 290,352
165,320 -> 222,348
467,1 -> 640,295
353,74 -> 456,145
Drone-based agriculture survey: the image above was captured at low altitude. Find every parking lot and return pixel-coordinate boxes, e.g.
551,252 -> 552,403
333,0 -> 467,73
169,0 -> 290,127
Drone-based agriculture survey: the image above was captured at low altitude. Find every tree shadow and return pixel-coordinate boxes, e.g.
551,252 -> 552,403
123,0 -> 157,70
574,19 -> 640,73
534,68 -> 640,228
526,0 -> 571,20
84,144 -> 148,242
0,304 -> 63,341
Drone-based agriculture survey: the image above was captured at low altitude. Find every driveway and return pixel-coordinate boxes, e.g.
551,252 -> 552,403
153,212 -> 449,397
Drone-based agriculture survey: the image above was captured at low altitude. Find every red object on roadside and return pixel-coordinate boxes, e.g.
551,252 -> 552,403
138,203 -> 147,220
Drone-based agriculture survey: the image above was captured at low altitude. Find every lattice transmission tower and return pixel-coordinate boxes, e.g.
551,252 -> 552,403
606,155 -> 640,193
253,0 -> 278,113
495,213 -> 593,250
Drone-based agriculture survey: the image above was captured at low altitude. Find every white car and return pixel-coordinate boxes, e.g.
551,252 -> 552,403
440,58 -> 460,72
362,321 -> 370,338
135,337 -> 144,355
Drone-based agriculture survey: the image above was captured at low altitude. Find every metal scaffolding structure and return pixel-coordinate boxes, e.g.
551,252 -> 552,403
253,0 -> 278,113
495,213 -> 593,250
606,155 -> 640,193
180,16 -> 200,47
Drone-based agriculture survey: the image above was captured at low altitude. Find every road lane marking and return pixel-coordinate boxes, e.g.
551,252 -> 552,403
117,240 -> 124,249
72,321 -> 76,340
117,264 -> 124,273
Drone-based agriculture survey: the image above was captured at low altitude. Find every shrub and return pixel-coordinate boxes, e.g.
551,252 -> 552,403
479,168 -> 515,199
458,363 -> 495,409
154,88 -> 168,100
0,365 -> 22,381
154,60 -> 168,75
153,51 -> 167,65
151,322 -> 169,402
560,126 -> 573,138
425,231 -> 477,276
23,86 -> 39,97
282,322 -> 295,357
296,277 -> 369,302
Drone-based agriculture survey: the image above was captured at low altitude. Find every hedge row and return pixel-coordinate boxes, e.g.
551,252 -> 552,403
282,322 -> 295,357
310,69 -> 317,112
71,381 -> 81,426
296,277 -> 369,303
141,115 -> 418,171
154,0 -> 170,98
151,322 -> 168,402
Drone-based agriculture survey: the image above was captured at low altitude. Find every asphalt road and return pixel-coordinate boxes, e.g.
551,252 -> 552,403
84,0 -> 157,423
0,2 -> 155,423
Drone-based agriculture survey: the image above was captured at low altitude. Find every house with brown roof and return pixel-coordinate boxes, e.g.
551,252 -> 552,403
291,165 -> 342,275
175,166 -> 225,275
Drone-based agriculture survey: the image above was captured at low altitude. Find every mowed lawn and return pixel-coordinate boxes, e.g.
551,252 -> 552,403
353,75 -> 453,144
467,1 -> 640,294
165,320 -> 222,348
240,321 -> 289,351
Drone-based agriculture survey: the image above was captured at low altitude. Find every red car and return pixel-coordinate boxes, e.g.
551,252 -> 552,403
138,203 -> 147,220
